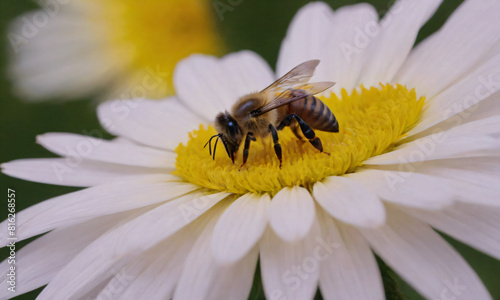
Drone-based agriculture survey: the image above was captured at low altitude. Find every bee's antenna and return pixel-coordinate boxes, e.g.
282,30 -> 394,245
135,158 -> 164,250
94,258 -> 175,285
204,134 -> 220,156
220,137 -> 232,162
213,135 -> 221,160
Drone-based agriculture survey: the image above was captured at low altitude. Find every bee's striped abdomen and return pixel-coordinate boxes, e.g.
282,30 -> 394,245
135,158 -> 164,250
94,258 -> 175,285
288,95 -> 339,132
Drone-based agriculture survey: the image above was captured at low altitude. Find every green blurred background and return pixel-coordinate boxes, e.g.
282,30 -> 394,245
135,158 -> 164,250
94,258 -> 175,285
1,0 -> 499,299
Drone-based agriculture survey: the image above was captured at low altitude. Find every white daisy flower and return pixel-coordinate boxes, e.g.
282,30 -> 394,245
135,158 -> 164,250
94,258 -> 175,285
7,0 -> 222,101
2,1 -> 500,299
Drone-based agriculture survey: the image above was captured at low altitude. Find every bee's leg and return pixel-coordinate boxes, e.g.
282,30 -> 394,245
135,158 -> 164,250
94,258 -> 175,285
278,114 -> 324,153
269,124 -> 282,168
240,132 -> 256,170
290,121 -> 304,141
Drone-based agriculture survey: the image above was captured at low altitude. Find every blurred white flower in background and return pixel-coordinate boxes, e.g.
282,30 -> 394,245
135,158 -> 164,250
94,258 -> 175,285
2,0 -> 500,299
7,0 -> 222,101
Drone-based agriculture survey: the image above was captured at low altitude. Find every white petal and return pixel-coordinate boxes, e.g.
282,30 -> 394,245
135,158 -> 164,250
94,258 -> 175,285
404,53 -> 500,137
313,176 -> 386,228
205,247 -> 258,300
174,51 -> 274,121
277,2 -> 335,81
405,112 -> 500,143
37,133 -> 175,169
23,206 -> 150,300
0,212 -> 128,299
317,209 -> 384,300
175,202 -> 258,300
436,114 -> 500,137
118,238 -> 195,299
360,206 -> 491,300
1,158 -> 173,187
99,66 -> 171,102
328,3 -> 379,94
346,168 -> 453,210
0,180 -> 198,245
12,53 -> 124,101
260,221 -> 321,300
94,262 -> 145,300
36,192 -> 229,300
365,158 -> 500,208
406,203 -> 500,261
395,0 -> 500,98
99,210 -> 212,300
211,193 -> 270,264
269,186 -> 316,242
8,10 -> 126,101
358,0 -> 442,86
403,160 -> 500,207
80,280 -> 116,300
406,156 -> 500,175
111,136 -> 138,144
439,178 -> 500,208
459,91 -> 500,126
277,2 -> 380,95
365,134 -> 500,165
97,97 -> 201,151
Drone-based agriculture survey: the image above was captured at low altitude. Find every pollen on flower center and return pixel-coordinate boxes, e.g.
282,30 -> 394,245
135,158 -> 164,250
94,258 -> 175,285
175,84 -> 425,195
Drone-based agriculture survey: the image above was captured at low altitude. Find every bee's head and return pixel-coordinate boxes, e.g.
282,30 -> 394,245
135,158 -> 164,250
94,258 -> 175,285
204,112 -> 242,163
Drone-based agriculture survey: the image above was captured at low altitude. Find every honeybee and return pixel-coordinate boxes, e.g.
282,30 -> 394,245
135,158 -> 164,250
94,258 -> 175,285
205,60 -> 339,168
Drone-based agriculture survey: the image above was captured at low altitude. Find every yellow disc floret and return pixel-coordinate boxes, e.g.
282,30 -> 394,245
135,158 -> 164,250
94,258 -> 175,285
175,84 -> 425,195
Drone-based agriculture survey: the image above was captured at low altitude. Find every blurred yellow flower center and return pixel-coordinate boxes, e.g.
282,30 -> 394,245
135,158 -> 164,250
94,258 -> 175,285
98,0 -> 222,97
175,85 -> 424,195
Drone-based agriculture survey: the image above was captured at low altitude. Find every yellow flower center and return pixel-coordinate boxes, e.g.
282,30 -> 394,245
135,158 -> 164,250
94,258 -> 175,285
175,84 -> 424,195
91,0 -> 222,97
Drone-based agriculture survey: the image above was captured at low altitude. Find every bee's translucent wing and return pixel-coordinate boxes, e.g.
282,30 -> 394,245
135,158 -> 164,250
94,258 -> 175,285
255,81 -> 335,116
260,60 -> 321,99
